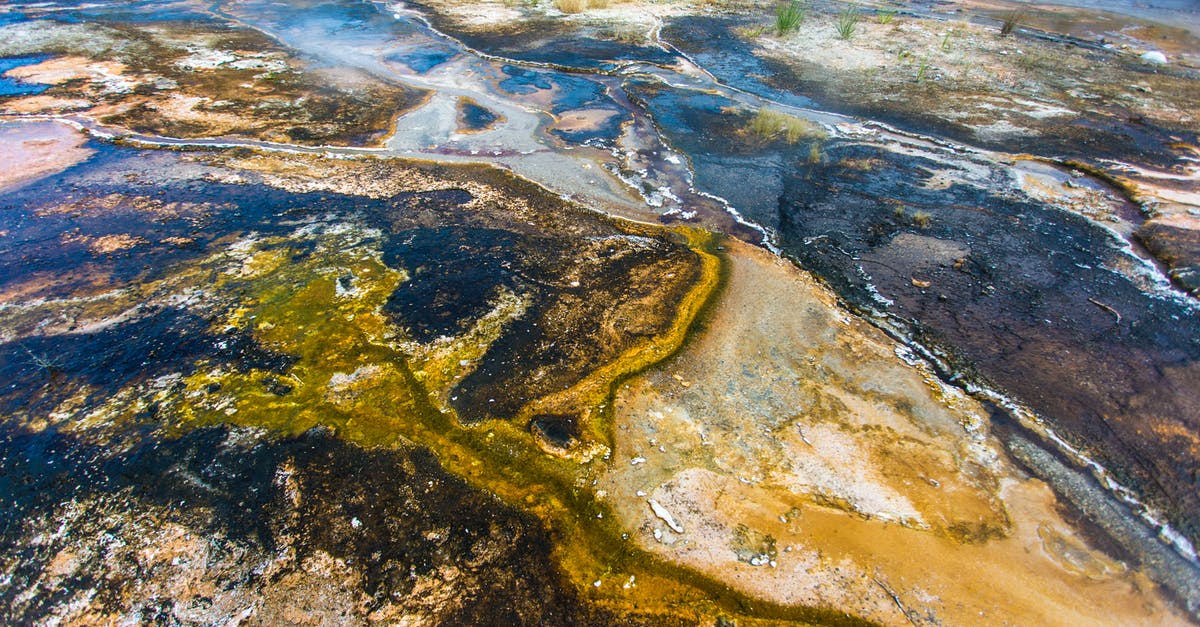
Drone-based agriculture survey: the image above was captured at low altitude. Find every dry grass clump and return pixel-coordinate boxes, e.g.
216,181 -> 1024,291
1000,8 -> 1025,36
747,109 -> 827,144
556,0 -> 609,12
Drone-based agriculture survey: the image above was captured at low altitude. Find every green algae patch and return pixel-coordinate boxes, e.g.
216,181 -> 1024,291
167,216 -> 737,622
518,226 -> 723,455
156,219 -> 751,621
190,150 -> 720,457
167,218 -> 722,466
1,143 -> 835,622
174,227 -> 421,446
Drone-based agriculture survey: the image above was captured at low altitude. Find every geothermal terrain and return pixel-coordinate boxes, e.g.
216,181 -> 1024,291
1,0 -> 1198,624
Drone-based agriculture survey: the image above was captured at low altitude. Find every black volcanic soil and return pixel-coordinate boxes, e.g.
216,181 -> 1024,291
0,423 -> 654,625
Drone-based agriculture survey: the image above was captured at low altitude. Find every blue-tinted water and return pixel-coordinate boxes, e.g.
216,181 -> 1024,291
0,11 -> 27,27
389,48 -> 454,73
0,55 -> 50,97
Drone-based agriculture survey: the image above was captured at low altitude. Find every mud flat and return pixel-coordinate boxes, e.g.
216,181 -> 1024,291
632,79 -> 1200,597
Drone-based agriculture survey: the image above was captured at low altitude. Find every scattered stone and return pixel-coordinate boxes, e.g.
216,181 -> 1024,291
1140,51 -> 1168,65
648,499 -> 684,534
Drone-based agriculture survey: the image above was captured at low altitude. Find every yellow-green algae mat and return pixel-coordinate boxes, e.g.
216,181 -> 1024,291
0,145 -> 860,623
168,218 -> 750,621
94,153 -> 821,623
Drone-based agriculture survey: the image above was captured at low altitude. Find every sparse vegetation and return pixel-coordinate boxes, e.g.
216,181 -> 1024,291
747,109 -> 827,144
1000,8 -> 1025,36
916,57 -> 930,82
556,0 -> 586,13
840,157 -> 878,170
889,204 -> 932,228
835,5 -> 860,40
1014,48 -> 1050,71
736,25 -> 769,38
776,0 -> 806,36
941,30 -> 954,52
22,346 -> 62,375
586,0 -> 609,9
807,141 -> 823,164
877,9 -> 896,25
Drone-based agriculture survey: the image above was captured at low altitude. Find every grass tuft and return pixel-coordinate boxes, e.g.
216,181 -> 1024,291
775,0 -> 806,36
556,0 -> 586,13
912,211 -> 932,228
915,57 -> 929,82
736,25 -> 768,38
747,109 -> 827,144
1000,8 -> 1025,36
807,141 -> 823,164
586,0 -> 609,8
877,9 -> 896,25
835,5 -> 860,40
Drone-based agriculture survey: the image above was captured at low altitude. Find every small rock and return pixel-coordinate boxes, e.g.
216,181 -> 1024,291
648,499 -> 684,533
1140,51 -> 1168,65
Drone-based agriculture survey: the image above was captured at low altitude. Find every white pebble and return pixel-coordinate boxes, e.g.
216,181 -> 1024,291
1140,51 -> 1168,65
